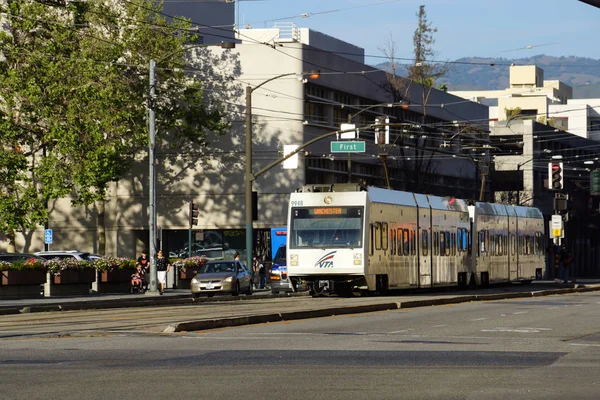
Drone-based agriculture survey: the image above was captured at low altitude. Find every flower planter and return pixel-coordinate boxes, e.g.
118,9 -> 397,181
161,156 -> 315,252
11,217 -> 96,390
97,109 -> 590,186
179,267 -> 200,281
0,270 -> 46,299
100,268 -> 136,283
53,268 -> 95,285
45,268 -> 95,297
92,268 -> 138,294
1,270 -> 46,286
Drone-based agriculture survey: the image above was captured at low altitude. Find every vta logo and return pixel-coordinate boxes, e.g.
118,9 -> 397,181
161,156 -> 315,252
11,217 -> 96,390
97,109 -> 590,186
315,251 -> 336,268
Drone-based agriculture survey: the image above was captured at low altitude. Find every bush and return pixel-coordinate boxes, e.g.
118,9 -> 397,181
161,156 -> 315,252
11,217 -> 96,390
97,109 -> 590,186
45,258 -> 94,275
172,255 -> 207,269
93,256 -> 136,272
0,258 -> 47,272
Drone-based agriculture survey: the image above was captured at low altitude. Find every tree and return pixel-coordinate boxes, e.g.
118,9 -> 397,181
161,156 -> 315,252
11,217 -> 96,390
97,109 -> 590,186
378,5 -> 450,194
0,0 -> 231,250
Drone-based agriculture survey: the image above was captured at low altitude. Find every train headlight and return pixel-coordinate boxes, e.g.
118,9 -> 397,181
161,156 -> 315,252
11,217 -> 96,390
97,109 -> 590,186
290,254 -> 298,266
354,253 -> 362,265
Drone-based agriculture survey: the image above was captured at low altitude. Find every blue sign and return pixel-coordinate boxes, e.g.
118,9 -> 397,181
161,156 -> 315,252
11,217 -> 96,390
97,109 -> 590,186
44,229 -> 53,244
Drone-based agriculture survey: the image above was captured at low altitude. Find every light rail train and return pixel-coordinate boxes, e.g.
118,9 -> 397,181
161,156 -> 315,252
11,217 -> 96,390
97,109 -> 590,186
286,184 -> 545,296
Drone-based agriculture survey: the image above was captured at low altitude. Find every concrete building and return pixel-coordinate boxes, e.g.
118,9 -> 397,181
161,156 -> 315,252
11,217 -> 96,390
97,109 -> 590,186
450,65 -> 600,139
5,19 -> 490,265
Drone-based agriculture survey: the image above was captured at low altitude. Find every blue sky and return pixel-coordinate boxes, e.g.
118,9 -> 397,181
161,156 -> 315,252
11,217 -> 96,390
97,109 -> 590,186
237,0 -> 599,65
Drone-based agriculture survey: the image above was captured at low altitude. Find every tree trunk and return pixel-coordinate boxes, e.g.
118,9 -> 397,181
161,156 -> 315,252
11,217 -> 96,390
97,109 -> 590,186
97,200 -> 106,255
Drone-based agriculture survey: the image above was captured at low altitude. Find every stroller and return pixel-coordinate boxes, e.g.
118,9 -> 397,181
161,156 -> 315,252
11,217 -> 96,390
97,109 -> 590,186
130,267 -> 147,294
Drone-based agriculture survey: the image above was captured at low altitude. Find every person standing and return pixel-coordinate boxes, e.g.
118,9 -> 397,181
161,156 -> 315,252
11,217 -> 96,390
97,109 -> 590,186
558,244 -> 573,284
258,257 -> 267,289
155,250 -> 171,294
137,252 -> 150,273
233,252 -> 240,261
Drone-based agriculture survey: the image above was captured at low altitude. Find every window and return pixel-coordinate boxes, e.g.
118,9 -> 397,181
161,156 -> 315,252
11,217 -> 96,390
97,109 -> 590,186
381,223 -> 388,251
511,234 -> 516,256
421,230 -> 429,256
374,223 -> 381,251
410,229 -> 416,255
391,228 -> 396,256
440,232 -> 446,256
403,229 -> 410,256
433,232 -> 439,256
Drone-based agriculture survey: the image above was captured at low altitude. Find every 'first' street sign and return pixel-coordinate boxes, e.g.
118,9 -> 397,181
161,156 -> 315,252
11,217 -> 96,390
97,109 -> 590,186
331,141 -> 366,153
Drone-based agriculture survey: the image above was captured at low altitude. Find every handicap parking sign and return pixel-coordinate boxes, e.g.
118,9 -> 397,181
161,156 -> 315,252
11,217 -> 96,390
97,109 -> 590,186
44,229 -> 53,244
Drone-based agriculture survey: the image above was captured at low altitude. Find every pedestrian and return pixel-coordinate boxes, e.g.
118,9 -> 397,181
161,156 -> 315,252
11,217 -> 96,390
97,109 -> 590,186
233,251 -> 240,261
558,244 -> 573,284
137,252 -> 150,274
155,250 -> 171,294
258,257 -> 267,289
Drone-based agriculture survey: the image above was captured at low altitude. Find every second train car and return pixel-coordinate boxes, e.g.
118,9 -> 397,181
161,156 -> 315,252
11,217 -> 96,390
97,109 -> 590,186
286,184 -> 545,296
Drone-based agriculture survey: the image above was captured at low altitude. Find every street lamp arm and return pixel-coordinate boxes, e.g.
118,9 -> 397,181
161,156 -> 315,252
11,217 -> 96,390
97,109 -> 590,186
252,128 -> 355,181
249,72 -> 297,93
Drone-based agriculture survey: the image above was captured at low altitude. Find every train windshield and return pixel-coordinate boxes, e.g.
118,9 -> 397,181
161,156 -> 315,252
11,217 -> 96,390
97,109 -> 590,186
290,206 -> 364,249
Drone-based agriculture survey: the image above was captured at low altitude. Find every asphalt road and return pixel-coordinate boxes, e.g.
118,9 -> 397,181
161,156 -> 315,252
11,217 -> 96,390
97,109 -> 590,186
1,290 -> 599,399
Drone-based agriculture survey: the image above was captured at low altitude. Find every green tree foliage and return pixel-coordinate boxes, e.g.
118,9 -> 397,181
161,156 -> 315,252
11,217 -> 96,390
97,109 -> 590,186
0,0 -> 230,242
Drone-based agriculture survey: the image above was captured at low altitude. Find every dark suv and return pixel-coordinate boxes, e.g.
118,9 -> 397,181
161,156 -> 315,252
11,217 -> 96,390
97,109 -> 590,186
269,245 -> 291,294
34,250 -> 93,261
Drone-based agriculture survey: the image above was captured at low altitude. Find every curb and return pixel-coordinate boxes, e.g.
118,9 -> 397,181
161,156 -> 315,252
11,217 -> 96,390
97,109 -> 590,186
164,285 -> 600,333
165,302 -> 401,332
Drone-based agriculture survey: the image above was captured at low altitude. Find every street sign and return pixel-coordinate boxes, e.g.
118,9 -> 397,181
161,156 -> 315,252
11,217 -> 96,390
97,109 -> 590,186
340,123 -> 357,139
44,229 -> 53,244
550,215 -> 564,239
551,215 -> 562,229
331,141 -> 366,153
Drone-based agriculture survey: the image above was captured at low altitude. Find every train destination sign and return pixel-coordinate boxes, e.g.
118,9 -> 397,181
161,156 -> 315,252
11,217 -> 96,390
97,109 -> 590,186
330,141 -> 366,153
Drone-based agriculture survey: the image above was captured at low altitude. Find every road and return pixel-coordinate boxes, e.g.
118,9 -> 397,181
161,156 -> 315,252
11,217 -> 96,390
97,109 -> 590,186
0,290 -> 599,399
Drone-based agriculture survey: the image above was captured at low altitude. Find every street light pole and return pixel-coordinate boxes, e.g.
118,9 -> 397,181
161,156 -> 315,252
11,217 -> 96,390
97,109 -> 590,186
147,59 -> 158,294
516,158 -> 534,206
244,71 -> 319,278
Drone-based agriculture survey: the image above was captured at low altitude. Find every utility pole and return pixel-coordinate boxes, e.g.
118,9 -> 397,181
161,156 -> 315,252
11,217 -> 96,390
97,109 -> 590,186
147,59 -> 158,294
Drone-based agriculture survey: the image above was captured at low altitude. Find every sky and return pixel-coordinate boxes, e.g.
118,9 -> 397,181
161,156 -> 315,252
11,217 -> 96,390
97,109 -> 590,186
237,0 -> 599,65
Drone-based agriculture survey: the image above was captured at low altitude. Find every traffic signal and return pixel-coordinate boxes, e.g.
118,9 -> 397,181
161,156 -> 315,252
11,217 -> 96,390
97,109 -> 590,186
591,169 -> 600,196
189,202 -> 199,226
548,162 -> 564,190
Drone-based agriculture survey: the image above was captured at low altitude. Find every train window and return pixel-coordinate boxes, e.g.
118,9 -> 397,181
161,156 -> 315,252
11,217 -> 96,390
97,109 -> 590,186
410,229 -> 416,255
432,232 -> 437,256
390,228 -> 396,256
403,229 -> 410,256
485,231 -> 490,254
374,223 -> 381,251
381,223 -> 388,251
498,235 -> 503,256
451,233 -> 456,256
463,229 -> 469,252
445,232 -> 451,256
396,229 -> 402,256
457,229 -> 462,253
439,231 -> 445,256
479,231 -> 484,254
421,230 -> 429,256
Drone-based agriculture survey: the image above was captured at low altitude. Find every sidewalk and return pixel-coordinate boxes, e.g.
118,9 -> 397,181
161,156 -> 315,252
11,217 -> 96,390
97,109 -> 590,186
1,281 -> 599,320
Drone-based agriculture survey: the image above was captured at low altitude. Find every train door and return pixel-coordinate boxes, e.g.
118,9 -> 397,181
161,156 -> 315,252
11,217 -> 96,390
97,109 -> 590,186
507,207 -> 518,281
414,194 -> 432,288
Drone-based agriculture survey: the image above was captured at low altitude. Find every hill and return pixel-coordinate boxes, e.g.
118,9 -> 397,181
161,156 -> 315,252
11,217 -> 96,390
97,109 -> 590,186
375,55 -> 600,98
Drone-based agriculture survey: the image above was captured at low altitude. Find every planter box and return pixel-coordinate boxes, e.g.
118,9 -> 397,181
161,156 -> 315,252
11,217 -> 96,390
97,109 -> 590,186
100,268 -> 136,283
53,269 -> 96,285
1,270 -> 46,286
179,267 -> 200,280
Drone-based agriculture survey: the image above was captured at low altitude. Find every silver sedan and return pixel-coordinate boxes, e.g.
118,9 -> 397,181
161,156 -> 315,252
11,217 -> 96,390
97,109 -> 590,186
190,260 -> 253,298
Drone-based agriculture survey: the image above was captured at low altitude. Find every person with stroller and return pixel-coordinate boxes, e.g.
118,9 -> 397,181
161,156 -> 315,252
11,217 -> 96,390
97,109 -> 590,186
130,264 -> 145,293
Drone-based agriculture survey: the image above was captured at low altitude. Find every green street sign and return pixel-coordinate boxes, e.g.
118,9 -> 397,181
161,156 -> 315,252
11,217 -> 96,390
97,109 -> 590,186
330,141 -> 366,153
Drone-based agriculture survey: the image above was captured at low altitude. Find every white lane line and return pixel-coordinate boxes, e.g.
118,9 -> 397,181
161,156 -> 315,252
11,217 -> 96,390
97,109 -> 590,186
389,329 -> 414,333
432,325 -> 446,328
548,307 -> 560,309
481,327 -> 548,333
513,311 -> 528,315
471,318 -> 487,321
571,343 -> 600,347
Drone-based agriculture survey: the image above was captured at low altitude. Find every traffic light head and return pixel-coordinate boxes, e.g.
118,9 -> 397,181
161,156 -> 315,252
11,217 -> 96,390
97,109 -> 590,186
549,162 -> 564,190
189,202 -> 199,226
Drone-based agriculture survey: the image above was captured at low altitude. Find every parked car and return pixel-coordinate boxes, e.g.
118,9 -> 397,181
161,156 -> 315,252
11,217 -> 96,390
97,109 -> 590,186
34,250 -> 93,261
0,253 -> 46,263
269,244 -> 292,294
190,260 -> 253,298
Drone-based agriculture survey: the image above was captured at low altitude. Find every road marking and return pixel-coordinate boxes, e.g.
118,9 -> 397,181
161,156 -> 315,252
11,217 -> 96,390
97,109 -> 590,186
481,327 -> 550,333
471,318 -> 486,321
389,329 -> 414,333
571,343 -> 600,347
432,325 -> 446,328
513,311 -> 528,315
